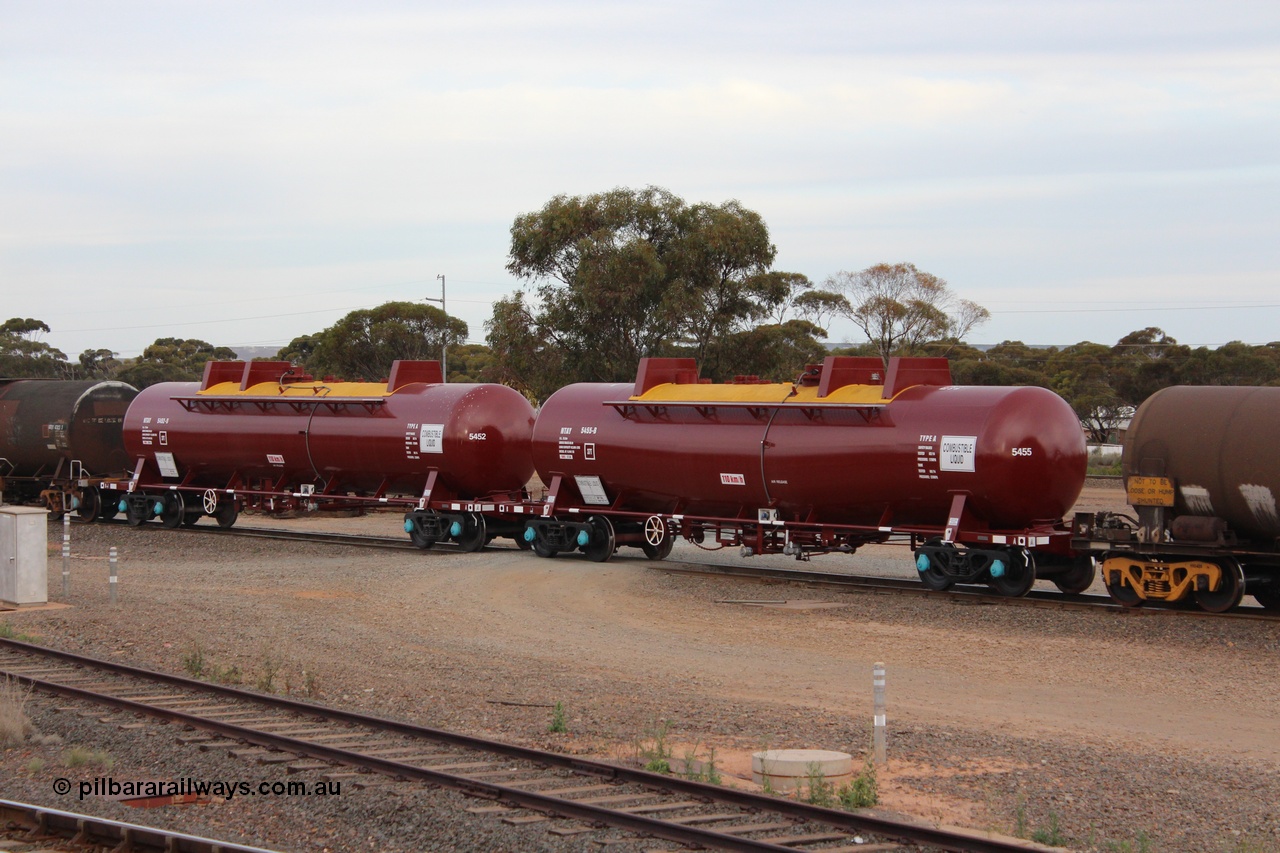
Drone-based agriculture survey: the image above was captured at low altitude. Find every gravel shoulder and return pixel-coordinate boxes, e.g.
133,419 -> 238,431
3,480 -> 1278,852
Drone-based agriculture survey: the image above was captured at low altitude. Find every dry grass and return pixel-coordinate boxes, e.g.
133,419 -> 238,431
0,675 -> 34,747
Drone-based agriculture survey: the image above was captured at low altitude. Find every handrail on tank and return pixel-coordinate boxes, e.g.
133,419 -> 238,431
171,395 -> 385,413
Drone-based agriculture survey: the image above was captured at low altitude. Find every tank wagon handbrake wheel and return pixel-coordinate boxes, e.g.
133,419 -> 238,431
644,516 -> 666,546
202,489 -> 219,515
641,515 -> 675,560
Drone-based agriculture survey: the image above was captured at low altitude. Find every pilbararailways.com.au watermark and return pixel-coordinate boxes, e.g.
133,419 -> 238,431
54,777 -> 342,800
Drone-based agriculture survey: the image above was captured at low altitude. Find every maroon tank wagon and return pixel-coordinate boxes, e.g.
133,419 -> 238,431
119,360 -> 535,548
495,356 -> 1090,596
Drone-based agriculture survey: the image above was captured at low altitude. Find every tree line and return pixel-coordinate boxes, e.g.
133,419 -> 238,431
5,188 -> 1278,441
942,328 -> 1280,442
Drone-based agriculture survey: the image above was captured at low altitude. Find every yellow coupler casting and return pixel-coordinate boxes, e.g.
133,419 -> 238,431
1103,556 -> 1224,603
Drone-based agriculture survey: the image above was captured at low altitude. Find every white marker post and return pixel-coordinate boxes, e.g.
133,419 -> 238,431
873,662 -> 886,765
61,512 -> 71,596
108,546 -> 118,605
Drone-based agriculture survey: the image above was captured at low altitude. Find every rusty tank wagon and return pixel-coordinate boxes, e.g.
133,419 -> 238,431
1072,385 -> 1280,611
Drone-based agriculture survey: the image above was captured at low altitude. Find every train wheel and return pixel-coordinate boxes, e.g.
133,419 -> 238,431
514,534 -> 532,551
916,539 -> 954,591
640,516 -> 674,560
1102,557 -> 1143,607
1104,582 -> 1143,607
454,514 -> 487,553
582,515 -> 616,563
76,488 -> 101,523
214,499 -> 239,529
918,563 -> 953,591
641,538 -> 674,560
1195,558 -> 1245,613
988,549 -> 1036,597
532,539 -> 559,558
181,511 -> 201,528
160,493 -> 186,529
1052,557 -> 1097,595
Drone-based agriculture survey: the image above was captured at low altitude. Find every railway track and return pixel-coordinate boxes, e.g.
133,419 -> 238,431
81,516 -> 1278,621
1,799 -> 280,853
0,637 -> 1051,853
653,560 -> 1278,622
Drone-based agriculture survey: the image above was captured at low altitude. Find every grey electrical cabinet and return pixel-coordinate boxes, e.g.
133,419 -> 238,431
0,506 -> 48,607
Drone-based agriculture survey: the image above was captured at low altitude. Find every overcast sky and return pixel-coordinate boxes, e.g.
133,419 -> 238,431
3,1 -> 1278,361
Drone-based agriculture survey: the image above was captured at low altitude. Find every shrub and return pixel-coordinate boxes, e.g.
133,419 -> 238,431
0,676 -> 34,747
548,701 -> 568,734
838,759 -> 878,809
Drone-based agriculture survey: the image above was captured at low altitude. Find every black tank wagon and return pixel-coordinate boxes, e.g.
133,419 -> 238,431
0,378 -> 139,518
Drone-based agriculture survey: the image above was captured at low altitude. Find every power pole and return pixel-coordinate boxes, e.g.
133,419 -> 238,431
425,274 -> 447,380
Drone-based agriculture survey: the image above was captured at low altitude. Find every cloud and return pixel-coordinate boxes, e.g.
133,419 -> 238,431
1,1 -> 1277,357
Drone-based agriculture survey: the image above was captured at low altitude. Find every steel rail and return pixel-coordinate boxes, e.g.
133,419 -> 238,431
181,524 -> 422,551
85,516 -> 423,551
0,799 -> 281,853
0,638 -> 1048,853
654,561 -> 1277,621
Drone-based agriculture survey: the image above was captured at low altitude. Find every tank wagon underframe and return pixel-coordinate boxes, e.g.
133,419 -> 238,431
407,489 -> 1079,567
106,472 -> 532,532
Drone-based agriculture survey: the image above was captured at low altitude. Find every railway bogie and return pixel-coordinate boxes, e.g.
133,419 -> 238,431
914,540 -> 1040,596
403,508 -> 517,551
